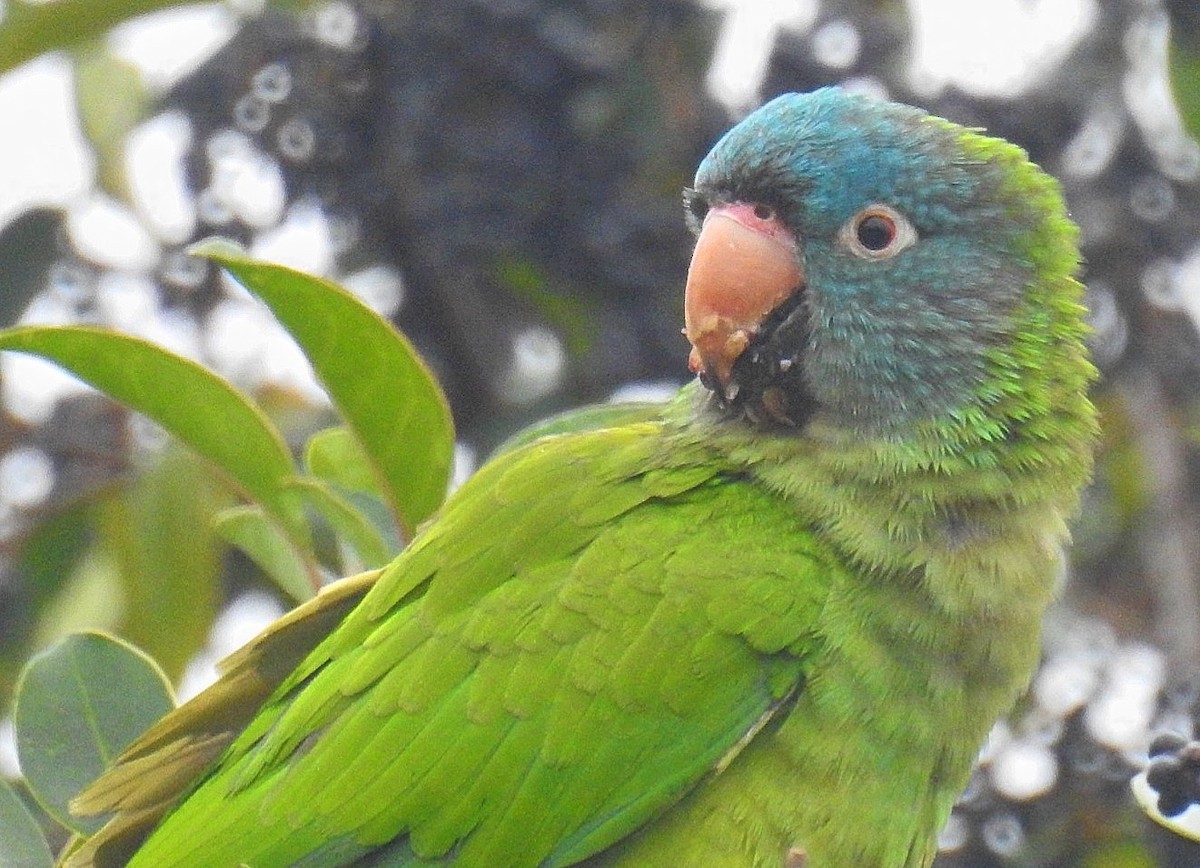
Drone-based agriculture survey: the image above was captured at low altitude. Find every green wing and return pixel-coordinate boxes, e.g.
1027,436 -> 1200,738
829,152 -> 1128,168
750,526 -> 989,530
84,422 -> 836,867
489,401 -> 666,457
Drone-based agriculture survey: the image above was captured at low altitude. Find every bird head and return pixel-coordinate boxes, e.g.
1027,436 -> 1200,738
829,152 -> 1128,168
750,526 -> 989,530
683,88 -> 1082,435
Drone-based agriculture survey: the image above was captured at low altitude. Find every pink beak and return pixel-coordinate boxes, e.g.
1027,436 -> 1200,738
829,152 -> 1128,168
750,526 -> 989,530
683,202 -> 804,392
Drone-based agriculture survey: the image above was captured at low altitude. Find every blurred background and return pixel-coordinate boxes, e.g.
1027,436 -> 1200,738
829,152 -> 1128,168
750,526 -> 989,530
2,0 -> 1200,864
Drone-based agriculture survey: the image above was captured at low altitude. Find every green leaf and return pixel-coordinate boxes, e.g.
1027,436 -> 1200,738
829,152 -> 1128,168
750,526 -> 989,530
0,0 -> 185,75
0,504 -> 92,707
0,208 -> 63,329
286,477 -> 395,570
305,427 -> 382,497
0,0 -> 319,76
13,632 -> 173,834
1171,29 -> 1200,143
97,447 -> 228,680
0,326 -> 305,538
214,506 -> 317,601
0,777 -> 54,868
74,45 -> 149,202
196,241 -> 455,538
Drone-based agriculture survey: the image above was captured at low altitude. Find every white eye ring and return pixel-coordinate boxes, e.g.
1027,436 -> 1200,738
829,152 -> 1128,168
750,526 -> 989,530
838,204 -> 918,260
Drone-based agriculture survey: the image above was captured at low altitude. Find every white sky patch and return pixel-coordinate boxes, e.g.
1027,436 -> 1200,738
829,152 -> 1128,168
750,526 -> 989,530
108,3 -> 237,91
203,296 -> 279,382
0,352 -> 95,425
1161,243 -> 1200,330
249,197 -> 334,275
0,6 -> 232,230
607,380 -> 680,404
204,129 -> 288,228
0,2 -> 1106,235
0,55 -> 94,228
93,270 -> 161,331
496,326 -> 566,406
126,111 -> 197,243
203,293 -> 328,403
905,0 -> 1096,98
175,590 -> 286,701
1123,7 -> 1200,183
0,717 -> 19,779
990,738 -> 1058,802
89,271 -> 204,363
341,263 -> 405,318
1084,642 -> 1165,753
0,445 -> 55,509
450,442 -> 477,494
699,0 -> 818,113
67,193 -> 161,272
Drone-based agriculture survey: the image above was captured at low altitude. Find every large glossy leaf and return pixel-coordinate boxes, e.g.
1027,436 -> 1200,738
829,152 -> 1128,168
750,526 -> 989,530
286,477 -> 394,570
0,777 -> 54,868
197,241 -> 455,538
0,326 -> 305,538
305,426 -> 383,498
214,506 -> 317,602
13,633 -> 173,834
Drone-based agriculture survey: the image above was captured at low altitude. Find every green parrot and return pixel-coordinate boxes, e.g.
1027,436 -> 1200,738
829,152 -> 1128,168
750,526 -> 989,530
68,88 -> 1097,867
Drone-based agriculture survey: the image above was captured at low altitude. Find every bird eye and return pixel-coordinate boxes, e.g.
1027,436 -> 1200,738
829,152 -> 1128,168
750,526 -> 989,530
856,214 -> 895,250
753,204 -> 775,221
840,205 -> 917,260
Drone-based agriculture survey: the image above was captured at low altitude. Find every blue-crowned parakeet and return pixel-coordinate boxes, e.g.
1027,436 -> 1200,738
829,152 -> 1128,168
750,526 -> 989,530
69,87 -> 1097,867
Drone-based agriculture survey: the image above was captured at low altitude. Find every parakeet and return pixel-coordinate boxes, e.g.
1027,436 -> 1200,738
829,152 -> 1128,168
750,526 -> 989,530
69,87 -> 1097,868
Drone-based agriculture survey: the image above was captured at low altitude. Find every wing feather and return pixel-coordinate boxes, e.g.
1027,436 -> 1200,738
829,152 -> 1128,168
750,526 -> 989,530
79,423 -> 836,867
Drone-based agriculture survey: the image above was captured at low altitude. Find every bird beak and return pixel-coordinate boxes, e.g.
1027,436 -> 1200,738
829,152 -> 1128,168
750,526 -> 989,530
683,202 -> 804,396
